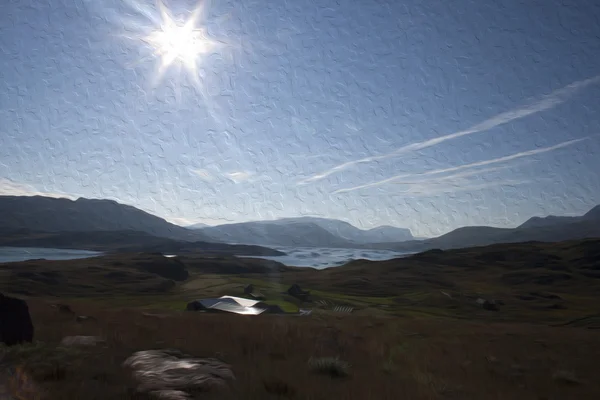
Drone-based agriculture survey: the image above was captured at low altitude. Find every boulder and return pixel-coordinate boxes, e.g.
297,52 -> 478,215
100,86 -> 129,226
123,349 -> 235,399
0,293 -> 34,346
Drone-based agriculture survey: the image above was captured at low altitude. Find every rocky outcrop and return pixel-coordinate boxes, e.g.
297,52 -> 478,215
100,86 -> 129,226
123,349 -> 235,399
0,293 -> 34,346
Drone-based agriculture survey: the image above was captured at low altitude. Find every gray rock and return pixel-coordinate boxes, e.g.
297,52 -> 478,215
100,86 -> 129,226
123,349 -> 235,399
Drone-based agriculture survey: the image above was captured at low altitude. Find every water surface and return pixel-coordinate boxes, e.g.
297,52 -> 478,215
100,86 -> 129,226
0,247 -> 103,263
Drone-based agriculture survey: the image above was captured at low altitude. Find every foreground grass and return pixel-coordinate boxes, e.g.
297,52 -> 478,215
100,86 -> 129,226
2,299 -> 599,399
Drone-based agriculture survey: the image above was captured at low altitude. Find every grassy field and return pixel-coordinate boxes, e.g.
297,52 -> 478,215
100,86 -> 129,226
1,238 -> 600,398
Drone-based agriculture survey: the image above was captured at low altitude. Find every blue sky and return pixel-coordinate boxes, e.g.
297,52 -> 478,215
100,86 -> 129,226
1,0 -> 599,237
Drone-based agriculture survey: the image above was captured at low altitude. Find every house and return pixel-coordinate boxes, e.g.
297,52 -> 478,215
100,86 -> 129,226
185,296 -> 285,315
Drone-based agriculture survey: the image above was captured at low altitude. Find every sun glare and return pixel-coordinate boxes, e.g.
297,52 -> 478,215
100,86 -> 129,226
134,0 -> 220,91
118,0 -> 235,120
145,4 -> 214,72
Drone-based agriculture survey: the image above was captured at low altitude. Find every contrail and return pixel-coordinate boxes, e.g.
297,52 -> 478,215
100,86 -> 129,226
390,162 -> 532,186
395,179 -> 532,197
332,137 -> 588,194
299,75 -> 600,185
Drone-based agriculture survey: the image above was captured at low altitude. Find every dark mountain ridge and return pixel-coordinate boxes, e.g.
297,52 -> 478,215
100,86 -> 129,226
369,204 -> 600,252
0,195 -> 209,242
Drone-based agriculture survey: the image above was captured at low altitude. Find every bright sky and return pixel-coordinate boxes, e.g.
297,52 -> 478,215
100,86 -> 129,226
1,0 -> 599,237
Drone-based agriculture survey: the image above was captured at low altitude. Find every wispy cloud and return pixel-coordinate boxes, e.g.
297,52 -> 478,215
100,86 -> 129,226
190,168 -> 214,181
299,75 -> 600,185
332,137 -> 587,194
225,171 -> 254,183
0,178 -> 78,199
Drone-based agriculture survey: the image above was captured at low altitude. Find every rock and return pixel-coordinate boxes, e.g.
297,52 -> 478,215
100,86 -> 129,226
552,370 -> 583,385
75,315 -> 96,322
123,349 -> 235,399
0,293 -> 34,346
476,298 -> 499,311
60,336 -> 105,347
52,303 -> 75,314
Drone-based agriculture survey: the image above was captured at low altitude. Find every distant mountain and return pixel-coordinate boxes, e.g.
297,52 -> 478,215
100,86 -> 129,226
198,220 -> 356,248
518,205 -> 600,229
0,196 -> 210,242
584,205 -> 600,219
275,217 -> 414,243
362,225 -> 414,242
371,205 -> 600,252
193,217 -> 413,248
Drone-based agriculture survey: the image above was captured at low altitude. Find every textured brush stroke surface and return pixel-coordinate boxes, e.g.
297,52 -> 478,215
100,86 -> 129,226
1,0 -> 599,238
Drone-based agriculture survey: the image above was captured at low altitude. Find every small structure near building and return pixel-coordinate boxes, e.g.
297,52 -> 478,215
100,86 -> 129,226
287,284 -> 310,302
186,296 -> 284,315
243,284 -> 266,300
243,284 -> 254,295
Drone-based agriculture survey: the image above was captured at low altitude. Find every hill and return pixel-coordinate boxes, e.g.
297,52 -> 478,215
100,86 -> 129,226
0,196 -> 209,242
194,217 -> 413,247
0,252 -> 291,297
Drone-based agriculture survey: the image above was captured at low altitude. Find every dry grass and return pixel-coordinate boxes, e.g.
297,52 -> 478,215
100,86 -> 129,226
1,299 -> 599,399
2,238 -> 600,398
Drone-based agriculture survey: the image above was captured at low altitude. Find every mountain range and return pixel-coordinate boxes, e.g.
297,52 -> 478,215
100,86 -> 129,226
189,216 -> 414,247
0,195 -> 599,252
369,205 -> 600,252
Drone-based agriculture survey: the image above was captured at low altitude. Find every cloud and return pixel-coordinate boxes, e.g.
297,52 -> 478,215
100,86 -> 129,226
190,168 -> 214,181
225,171 -> 254,183
164,216 -> 196,226
332,137 -> 587,194
299,75 -> 600,185
0,178 -> 78,199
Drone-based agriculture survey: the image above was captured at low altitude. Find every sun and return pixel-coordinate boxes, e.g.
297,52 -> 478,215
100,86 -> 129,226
134,0 -> 220,91
144,1 -> 216,72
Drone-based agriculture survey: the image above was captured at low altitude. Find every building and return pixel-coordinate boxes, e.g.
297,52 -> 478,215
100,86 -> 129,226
185,295 -> 285,315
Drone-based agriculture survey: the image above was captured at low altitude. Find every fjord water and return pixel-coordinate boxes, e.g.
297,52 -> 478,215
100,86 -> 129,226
0,246 -> 408,269
0,247 -> 103,263
242,246 -> 410,269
